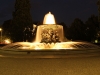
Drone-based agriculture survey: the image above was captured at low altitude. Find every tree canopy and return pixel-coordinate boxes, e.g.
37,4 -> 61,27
85,15 -> 99,41
11,0 -> 33,42
67,18 -> 86,41
66,15 -> 99,42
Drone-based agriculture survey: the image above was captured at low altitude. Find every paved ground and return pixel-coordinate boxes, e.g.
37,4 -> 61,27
0,53 -> 100,75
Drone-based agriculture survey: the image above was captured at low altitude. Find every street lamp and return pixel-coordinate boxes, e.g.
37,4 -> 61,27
0,28 -> 2,43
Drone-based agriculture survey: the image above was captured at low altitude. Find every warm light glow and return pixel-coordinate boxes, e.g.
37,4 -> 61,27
2,41 -> 100,50
33,24 -> 37,28
4,39 -> 11,44
43,12 -> 56,24
95,40 -> 98,43
0,28 -> 2,31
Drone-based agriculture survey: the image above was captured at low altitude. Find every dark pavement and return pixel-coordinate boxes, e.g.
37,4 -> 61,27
0,50 -> 100,75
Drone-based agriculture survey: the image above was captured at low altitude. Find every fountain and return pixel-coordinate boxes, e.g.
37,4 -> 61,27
35,12 -> 64,43
1,12 -> 100,51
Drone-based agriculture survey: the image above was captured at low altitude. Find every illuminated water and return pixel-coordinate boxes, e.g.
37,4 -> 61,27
1,42 -> 100,50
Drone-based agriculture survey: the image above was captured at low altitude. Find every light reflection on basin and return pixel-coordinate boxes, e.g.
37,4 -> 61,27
1,42 -> 100,51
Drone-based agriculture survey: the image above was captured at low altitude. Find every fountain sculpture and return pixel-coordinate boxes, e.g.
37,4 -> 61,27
1,12 -> 100,50
35,12 -> 64,43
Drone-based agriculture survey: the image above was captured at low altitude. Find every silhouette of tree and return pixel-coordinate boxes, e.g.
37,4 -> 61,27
67,15 -> 99,42
2,19 -> 12,39
85,15 -> 99,42
67,18 -> 86,41
11,0 -> 33,42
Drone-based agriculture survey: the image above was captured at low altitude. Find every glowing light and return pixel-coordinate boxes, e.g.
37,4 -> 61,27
43,12 -> 56,24
4,39 -> 11,44
0,28 -> 2,31
95,40 -> 98,43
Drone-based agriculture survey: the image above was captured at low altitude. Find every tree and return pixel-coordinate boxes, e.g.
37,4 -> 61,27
2,19 -> 12,40
85,15 -> 99,42
2,20 -> 12,37
11,0 -> 33,42
67,18 -> 86,41
97,0 -> 100,25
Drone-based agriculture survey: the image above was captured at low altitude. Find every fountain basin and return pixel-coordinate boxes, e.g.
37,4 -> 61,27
1,42 -> 100,50
0,42 -> 100,58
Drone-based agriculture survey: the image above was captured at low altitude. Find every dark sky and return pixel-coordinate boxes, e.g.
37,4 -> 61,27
0,0 -> 98,26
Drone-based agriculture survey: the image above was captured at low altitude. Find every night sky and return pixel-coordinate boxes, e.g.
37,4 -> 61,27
0,0 -> 98,26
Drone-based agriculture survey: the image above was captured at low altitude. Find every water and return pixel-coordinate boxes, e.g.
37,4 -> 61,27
1,42 -> 100,50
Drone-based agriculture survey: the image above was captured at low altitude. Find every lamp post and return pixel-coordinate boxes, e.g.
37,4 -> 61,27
0,28 -> 2,43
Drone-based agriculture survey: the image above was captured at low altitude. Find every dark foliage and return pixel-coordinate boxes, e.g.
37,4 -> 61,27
67,15 -> 99,42
67,18 -> 86,41
2,19 -> 12,38
85,15 -> 99,41
11,0 -> 33,42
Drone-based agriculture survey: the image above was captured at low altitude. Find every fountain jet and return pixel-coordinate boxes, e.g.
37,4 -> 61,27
43,12 -> 56,24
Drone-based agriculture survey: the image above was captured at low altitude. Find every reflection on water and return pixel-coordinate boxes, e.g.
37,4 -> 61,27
1,42 -> 100,50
